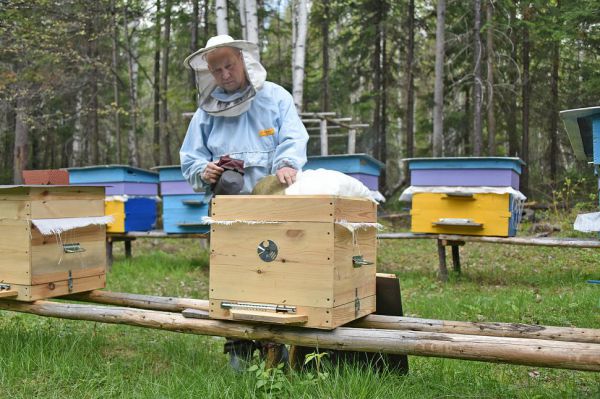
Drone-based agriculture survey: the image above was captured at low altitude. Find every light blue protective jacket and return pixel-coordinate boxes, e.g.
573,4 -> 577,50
180,81 -> 309,194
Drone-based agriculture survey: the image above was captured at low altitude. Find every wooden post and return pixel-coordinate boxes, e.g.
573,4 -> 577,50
437,239 -> 448,281
348,128 -> 356,154
124,239 -> 132,259
451,245 -> 461,273
106,238 -> 113,271
2,300 -> 599,371
320,117 -> 328,155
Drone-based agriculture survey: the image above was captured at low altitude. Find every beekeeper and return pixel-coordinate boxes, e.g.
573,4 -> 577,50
180,34 -> 309,195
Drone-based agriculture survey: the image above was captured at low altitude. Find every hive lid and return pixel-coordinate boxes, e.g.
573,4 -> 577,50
559,106 -> 600,162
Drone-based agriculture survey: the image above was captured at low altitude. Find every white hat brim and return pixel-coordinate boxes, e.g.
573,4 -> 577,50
184,40 -> 259,69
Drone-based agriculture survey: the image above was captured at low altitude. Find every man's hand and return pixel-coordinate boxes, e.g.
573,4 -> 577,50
276,167 -> 297,186
202,162 -> 225,184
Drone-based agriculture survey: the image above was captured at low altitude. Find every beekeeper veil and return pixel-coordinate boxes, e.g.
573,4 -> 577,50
184,35 -> 266,117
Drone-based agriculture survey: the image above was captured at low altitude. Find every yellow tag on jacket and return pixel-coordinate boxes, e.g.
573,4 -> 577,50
259,127 -> 275,137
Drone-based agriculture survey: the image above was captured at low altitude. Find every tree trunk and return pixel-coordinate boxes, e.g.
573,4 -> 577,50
473,0 -> 483,156
215,0 -> 228,35
203,0 -> 210,39
432,0 -> 446,157
239,0 -> 246,39
379,1 -> 389,194
111,0 -> 122,164
153,0 -> 161,166
161,0 -> 173,165
404,0 -> 415,183
521,4 -> 531,196
13,97 -> 28,184
291,0 -> 308,112
245,0 -> 259,44
486,0 -> 496,156
123,6 -> 140,167
72,90 -> 84,167
507,0 -> 518,157
191,0 -> 199,93
89,36 -> 100,165
321,0 -> 330,112
549,3 -> 560,182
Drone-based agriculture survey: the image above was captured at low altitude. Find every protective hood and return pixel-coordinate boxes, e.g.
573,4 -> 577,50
184,35 -> 267,117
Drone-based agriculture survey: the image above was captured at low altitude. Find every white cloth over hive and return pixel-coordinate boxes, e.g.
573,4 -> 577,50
32,216 -> 114,236
285,169 -> 381,202
399,185 -> 527,202
573,212 -> 600,232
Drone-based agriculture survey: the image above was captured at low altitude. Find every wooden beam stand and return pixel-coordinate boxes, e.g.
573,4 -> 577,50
0,299 -> 598,372
64,290 -> 600,345
378,233 -> 600,281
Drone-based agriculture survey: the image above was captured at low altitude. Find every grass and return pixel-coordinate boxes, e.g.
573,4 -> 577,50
1,219 -> 599,398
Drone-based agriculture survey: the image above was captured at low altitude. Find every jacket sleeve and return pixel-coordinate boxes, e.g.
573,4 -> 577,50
271,89 -> 309,173
179,109 -> 213,192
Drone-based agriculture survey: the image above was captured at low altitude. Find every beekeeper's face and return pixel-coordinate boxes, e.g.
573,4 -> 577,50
206,47 -> 248,93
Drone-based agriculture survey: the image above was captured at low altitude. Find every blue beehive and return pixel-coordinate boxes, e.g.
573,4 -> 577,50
560,106 -> 600,164
154,166 -> 209,234
68,165 -> 159,233
304,154 -> 384,191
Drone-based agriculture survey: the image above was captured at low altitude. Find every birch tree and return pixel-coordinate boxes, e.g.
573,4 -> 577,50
123,5 -> 140,167
473,0 -> 483,156
486,0 -> 495,156
153,0 -> 161,165
239,0 -> 247,39
432,0 -> 445,157
245,0 -> 259,44
160,0 -> 172,165
404,0 -> 415,181
215,0 -> 228,35
291,0 -> 308,111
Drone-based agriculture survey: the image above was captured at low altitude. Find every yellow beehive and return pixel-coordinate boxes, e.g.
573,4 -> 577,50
208,195 -> 377,329
105,200 -> 125,233
410,192 -> 513,236
0,186 -> 107,301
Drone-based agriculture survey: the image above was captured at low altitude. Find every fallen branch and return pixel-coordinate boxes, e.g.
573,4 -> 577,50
1,300 -> 598,372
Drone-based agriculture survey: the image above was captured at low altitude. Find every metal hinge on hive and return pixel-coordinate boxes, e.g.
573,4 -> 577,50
354,288 -> 360,317
221,301 -> 297,314
68,270 -> 73,293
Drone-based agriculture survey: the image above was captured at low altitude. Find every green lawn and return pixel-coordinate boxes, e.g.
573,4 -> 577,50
0,223 -> 599,398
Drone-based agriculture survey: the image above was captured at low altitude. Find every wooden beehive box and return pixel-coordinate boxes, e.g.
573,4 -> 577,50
209,195 -> 377,329
0,186 -> 107,301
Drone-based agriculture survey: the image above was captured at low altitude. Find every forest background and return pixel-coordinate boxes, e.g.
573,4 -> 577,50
1,0 -> 599,202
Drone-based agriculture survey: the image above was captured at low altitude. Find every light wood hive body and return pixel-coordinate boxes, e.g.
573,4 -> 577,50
0,186 -> 107,301
208,195 -> 377,329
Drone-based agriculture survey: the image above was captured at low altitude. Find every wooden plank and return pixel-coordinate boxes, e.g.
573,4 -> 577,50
0,200 -> 29,219
334,197 -> 377,223
0,186 -> 104,201
0,290 -> 18,298
0,220 -> 31,285
30,199 -> 105,218
376,232 -> 600,249
30,225 -> 106,284
210,298 -> 334,329
210,222 -> 334,308
230,309 -> 308,325
333,224 -> 376,307
211,195 -> 334,222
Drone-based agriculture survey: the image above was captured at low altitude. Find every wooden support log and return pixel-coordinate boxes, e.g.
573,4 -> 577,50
0,300 -> 599,372
65,290 -> 209,312
65,290 -> 600,344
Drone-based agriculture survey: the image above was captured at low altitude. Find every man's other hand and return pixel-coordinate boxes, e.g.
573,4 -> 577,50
276,167 -> 297,186
202,162 -> 225,184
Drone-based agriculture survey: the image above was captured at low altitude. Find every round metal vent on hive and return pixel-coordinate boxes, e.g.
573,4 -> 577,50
257,240 -> 278,262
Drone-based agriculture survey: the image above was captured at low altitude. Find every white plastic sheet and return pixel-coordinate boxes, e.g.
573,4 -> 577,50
574,212 -> 600,232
